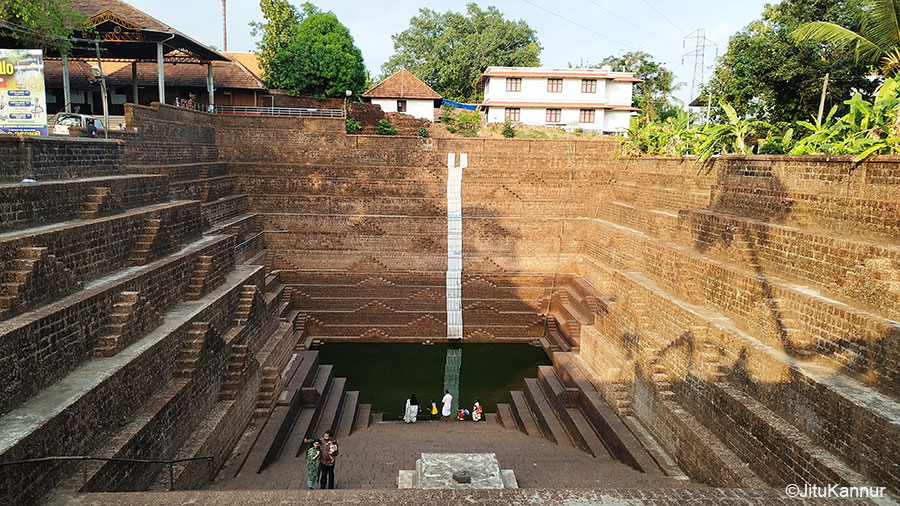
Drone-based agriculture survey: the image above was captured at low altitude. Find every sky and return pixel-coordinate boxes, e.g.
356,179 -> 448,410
127,0 -> 773,103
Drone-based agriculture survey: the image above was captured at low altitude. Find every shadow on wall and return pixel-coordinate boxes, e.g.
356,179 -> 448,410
689,159 -> 800,359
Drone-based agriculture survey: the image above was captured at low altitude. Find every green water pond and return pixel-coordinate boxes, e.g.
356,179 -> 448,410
310,342 -> 551,420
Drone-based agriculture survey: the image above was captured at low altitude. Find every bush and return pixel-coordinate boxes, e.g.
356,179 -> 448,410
377,119 -> 398,135
443,106 -> 481,137
345,117 -> 361,134
501,121 -> 515,138
418,126 -> 429,138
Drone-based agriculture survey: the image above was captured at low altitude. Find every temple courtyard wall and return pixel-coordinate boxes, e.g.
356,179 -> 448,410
0,104 -> 897,504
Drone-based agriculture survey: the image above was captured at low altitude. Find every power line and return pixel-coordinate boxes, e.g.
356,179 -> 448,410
682,28 -> 717,102
638,0 -> 686,35
585,0 -> 681,47
521,0 -> 639,51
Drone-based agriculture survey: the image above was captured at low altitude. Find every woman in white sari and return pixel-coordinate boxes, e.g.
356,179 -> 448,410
403,394 -> 420,423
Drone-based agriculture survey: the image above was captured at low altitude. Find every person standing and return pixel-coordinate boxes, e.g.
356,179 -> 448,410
319,430 -> 338,489
430,399 -> 438,421
403,394 -> 420,423
441,390 -> 453,422
302,438 -> 321,490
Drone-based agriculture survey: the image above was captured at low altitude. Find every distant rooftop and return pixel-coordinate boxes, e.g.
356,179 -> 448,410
363,69 -> 442,100
477,67 -> 641,84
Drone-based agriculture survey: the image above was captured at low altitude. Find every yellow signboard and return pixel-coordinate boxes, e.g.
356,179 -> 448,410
0,49 -> 48,136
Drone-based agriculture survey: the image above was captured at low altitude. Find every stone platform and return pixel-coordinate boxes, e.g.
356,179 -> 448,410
211,418 -> 697,491
398,453 -> 516,489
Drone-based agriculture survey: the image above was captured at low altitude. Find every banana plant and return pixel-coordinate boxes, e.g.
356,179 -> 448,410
694,102 -> 772,164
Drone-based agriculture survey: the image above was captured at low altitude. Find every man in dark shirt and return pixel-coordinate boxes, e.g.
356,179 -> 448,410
319,430 -> 338,489
86,118 -> 98,138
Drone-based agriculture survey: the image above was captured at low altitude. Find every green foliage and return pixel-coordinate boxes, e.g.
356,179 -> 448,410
792,0 -> 900,73
619,107 -> 699,158
582,52 -> 682,123
382,3 -> 541,101
0,0 -> 90,54
502,121 -> 515,138
251,2 -> 365,98
345,117 -> 361,134
417,126 -> 429,138
377,119 -> 398,136
694,103 -> 773,163
621,77 -> 900,163
251,0 -> 302,89
443,106 -> 481,137
703,0 -> 876,123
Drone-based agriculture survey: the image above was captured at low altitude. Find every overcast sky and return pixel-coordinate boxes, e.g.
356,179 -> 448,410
127,0 -> 772,103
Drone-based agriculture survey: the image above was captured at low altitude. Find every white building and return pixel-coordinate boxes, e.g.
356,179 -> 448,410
362,69 -> 442,121
477,67 -> 640,133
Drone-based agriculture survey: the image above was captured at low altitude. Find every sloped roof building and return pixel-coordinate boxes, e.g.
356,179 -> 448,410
363,69 -> 442,121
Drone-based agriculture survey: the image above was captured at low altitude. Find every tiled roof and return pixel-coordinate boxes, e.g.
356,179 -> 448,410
224,52 -> 263,82
363,69 -> 441,99
44,56 -> 265,91
74,0 -> 177,32
104,60 -> 265,89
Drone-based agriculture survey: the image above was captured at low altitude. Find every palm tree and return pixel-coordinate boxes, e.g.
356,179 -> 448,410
792,0 -> 900,76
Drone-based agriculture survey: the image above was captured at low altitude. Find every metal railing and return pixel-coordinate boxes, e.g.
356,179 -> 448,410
0,455 -> 214,491
173,97 -> 214,113
170,98 -> 344,118
214,105 -> 344,117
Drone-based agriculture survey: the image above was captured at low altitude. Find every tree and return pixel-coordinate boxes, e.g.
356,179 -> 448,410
383,3 -> 541,102
702,0 -> 876,123
250,0 -> 301,89
793,0 -> 900,76
285,10 -> 366,98
250,2 -> 365,98
0,0 -> 89,54
575,52 -> 681,123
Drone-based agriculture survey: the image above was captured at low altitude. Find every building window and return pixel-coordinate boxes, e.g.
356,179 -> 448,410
581,79 -> 597,93
579,109 -> 595,123
506,78 -> 522,92
547,78 -> 563,92
546,108 -> 561,123
505,108 -> 521,122
397,100 -> 407,112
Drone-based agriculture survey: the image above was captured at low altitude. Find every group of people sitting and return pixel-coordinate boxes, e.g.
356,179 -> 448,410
403,391 -> 485,423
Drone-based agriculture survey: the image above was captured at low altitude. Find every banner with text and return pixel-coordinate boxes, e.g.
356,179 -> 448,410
0,49 -> 47,136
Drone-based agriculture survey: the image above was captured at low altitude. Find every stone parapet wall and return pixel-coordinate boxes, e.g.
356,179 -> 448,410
0,174 -> 169,232
0,234 -> 235,415
0,134 -> 125,183
0,201 -> 203,285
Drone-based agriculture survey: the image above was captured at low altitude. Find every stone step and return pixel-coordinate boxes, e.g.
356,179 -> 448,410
312,377 -> 347,436
508,391 -> 539,436
353,403 -> 371,434
334,390 -> 359,439
495,403 -> 515,430
523,377 -> 572,448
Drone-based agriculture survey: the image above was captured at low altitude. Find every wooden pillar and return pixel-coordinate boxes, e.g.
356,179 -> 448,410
132,61 -> 138,105
61,54 -> 71,112
207,63 -> 215,107
156,42 -> 165,104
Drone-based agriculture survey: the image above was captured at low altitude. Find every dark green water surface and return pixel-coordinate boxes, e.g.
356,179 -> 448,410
310,342 -> 551,420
